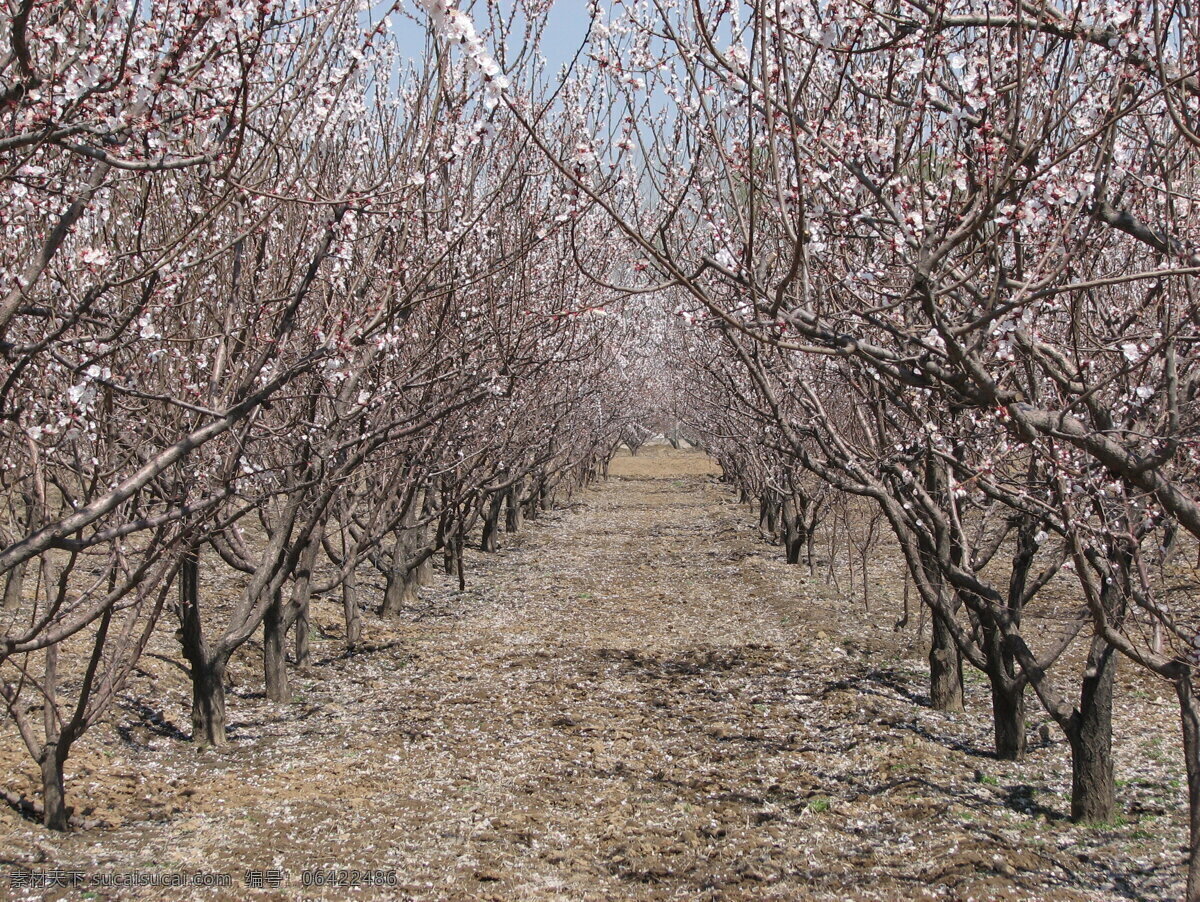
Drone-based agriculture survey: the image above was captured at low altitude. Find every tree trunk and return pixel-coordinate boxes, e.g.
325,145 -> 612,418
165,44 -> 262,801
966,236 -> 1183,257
38,742 -> 69,831
382,505 -> 424,617
1068,634 -> 1116,821
2,558 -> 27,611
190,654 -> 227,746
388,559 -> 421,617
293,603 -> 310,671
981,621 -> 1026,759
290,527 -> 322,670
929,610 -> 964,712
505,481 -> 523,533
342,565 -> 361,649
523,481 -> 542,520
1175,668 -> 1200,902
781,497 -> 795,562
178,546 -> 228,746
785,512 -> 804,566
399,490 -> 431,606
922,457 -> 965,713
263,589 -> 290,703
988,671 -> 1027,760
455,525 -> 466,591
480,490 -> 504,552
759,494 -> 777,539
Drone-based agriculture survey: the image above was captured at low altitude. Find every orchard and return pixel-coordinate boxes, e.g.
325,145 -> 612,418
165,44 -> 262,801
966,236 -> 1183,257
2,1 -> 1200,899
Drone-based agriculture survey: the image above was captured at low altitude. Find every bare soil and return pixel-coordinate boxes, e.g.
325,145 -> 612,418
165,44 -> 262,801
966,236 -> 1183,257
0,447 -> 1188,900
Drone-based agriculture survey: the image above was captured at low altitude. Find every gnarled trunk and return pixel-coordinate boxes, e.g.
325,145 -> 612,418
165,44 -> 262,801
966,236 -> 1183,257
782,497 -> 799,563
290,526 -> 323,670
178,547 -> 228,746
3,557 -> 27,611
263,589 -> 290,703
505,480 -> 524,533
294,603 -> 310,671
929,610 -> 964,712
38,741 -> 69,831
480,490 -> 504,552
382,495 -> 426,617
189,654 -> 227,746
342,565 -> 361,649
1068,635 -> 1116,821
382,541 -> 419,618
523,479 -> 542,520
982,621 -> 1026,759
758,493 -> 778,539
988,670 -> 1026,760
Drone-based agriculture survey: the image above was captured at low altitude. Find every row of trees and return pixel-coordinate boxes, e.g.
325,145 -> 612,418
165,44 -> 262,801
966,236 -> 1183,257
6,1 -> 1200,897
530,0 -> 1200,897
0,0 -> 643,830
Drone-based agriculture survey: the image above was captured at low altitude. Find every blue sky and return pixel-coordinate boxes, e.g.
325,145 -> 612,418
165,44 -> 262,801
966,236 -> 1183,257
387,1 -> 594,78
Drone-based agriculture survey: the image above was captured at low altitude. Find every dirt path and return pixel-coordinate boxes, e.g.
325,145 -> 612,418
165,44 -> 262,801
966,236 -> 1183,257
0,448 -> 1187,900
